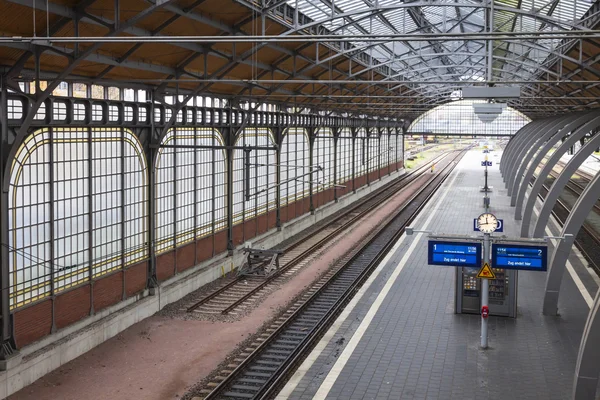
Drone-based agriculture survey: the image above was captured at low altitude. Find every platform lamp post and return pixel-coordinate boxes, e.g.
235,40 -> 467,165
476,212 -> 499,349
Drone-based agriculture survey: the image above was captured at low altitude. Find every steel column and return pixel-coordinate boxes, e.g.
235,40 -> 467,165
543,168 -> 600,315
506,118 -> 557,195
573,289 -> 600,400
534,131 -> 600,238
0,76 -> 13,353
511,113 -> 584,214
521,112 -> 600,237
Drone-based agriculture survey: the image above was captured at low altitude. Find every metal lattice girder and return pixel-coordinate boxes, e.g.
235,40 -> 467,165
510,112 -> 587,211
542,158 -> 600,316
533,129 -> 600,239
504,118 -> 556,192
517,111 -> 600,231
573,288 -> 600,400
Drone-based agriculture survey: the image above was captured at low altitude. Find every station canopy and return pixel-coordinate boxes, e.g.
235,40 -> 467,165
1,0 -> 599,120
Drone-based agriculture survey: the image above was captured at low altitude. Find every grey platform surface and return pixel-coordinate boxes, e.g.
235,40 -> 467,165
279,150 -> 597,400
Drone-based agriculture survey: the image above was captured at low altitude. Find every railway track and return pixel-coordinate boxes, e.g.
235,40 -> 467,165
198,148 -> 469,400
185,152 -> 452,316
534,161 -> 600,274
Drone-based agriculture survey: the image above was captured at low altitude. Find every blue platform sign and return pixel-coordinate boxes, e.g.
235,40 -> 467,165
473,218 -> 504,232
481,161 -> 492,166
428,241 -> 482,267
491,243 -> 548,271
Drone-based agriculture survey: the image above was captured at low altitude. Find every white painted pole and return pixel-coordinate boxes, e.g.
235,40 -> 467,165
481,232 -> 490,349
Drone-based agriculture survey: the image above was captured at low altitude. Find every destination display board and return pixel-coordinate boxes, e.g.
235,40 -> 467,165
428,241 -> 482,267
491,243 -> 548,271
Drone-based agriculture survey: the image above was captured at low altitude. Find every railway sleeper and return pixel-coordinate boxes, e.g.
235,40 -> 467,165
237,377 -> 270,384
254,359 -> 282,366
249,365 -> 278,372
270,343 -> 298,351
223,391 -> 255,398
244,371 -> 273,378
231,384 -> 263,391
263,353 -> 290,361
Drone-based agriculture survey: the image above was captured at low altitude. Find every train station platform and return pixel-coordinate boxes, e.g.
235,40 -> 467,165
278,149 -> 598,400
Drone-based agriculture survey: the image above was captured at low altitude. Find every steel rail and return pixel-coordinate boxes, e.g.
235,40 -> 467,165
202,147 -> 470,400
186,151 -> 449,313
218,152 -> 451,315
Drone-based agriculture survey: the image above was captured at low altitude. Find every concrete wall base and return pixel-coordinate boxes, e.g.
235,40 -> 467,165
0,169 -> 404,399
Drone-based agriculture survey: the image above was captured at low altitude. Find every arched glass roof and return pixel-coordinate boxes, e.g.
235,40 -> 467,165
408,99 -> 531,136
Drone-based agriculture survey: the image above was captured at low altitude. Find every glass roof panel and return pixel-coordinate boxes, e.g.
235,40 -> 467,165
281,0 -> 598,96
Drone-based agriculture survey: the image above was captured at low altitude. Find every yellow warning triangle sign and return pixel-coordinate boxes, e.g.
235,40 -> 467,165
477,263 -> 496,279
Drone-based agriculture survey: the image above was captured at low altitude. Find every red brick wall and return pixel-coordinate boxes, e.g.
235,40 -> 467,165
214,230 -> 228,254
55,286 -> 90,329
243,217 -> 257,241
125,262 -> 147,296
156,252 -> 175,282
196,236 -> 214,263
176,243 -> 196,272
93,272 -> 123,312
14,300 -> 52,348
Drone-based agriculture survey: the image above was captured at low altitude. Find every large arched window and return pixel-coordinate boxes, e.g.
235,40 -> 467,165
233,128 -> 277,224
408,100 -> 530,136
368,128 -> 380,173
281,128 -> 310,206
8,127 -> 147,309
355,128 -> 367,177
313,128 -> 334,192
155,128 -> 226,254
336,128 -> 353,184
380,129 -> 390,168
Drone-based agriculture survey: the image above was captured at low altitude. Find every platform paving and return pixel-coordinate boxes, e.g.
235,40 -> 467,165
279,149 -> 597,400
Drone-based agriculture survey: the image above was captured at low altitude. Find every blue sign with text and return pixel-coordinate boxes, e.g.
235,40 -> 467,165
481,161 -> 492,166
428,241 -> 482,267
491,243 -> 548,271
473,218 -> 504,232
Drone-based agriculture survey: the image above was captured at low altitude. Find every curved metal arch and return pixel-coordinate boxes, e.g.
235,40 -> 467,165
501,121 -> 545,177
573,288 -> 600,400
506,117 -> 567,196
505,117 -> 567,191
542,153 -> 600,316
510,112 -> 587,210
500,121 -> 538,175
380,60 -> 563,84
504,118 -> 556,190
533,130 -> 600,238
519,112 -> 600,236
280,3 -> 588,38
358,39 -> 586,81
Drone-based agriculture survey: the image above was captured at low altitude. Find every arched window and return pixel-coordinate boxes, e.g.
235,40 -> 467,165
155,128 -> 227,253
8,127 -> 147,309
313,129 -> 334,193
281,128 -> 310,206
233,128 -> 277,224
336,128 -> 353,185
355,128 -> 367,178
408,100 -> 530,136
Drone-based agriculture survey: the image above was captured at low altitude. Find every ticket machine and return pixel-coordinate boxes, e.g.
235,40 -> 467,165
455,267 -> 517,317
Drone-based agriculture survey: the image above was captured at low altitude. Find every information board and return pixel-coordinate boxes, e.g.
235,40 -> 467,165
491,243 -> 548,271
428,241 -> 482,267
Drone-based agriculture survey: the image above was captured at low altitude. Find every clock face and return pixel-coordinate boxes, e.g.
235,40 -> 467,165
477,213 -> 498,233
